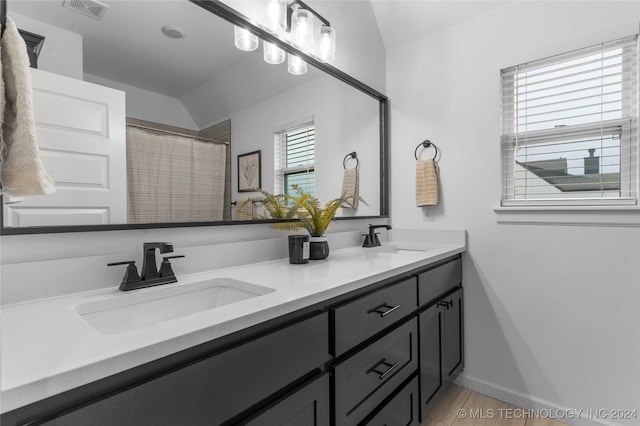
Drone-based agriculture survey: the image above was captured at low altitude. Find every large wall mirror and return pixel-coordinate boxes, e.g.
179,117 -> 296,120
1,0 -> 388,234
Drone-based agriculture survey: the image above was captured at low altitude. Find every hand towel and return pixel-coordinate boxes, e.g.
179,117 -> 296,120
416,159 -> 439,206
0,18 -> 55,196
341,167 -> 359,208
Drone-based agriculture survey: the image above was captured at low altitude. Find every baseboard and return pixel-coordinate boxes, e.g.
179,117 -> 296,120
454,373 -> 627,426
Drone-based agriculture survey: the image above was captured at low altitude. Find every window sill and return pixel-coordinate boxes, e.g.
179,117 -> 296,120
493,205 -> 640,227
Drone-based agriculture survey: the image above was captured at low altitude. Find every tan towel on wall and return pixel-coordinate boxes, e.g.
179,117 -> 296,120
0,18 -> 55,196
416,159 -> 439,206
341,168 -> 359,208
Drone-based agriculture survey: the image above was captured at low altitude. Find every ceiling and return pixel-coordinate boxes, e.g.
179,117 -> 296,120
371,0 -> 504,49
10,0 -> 504,101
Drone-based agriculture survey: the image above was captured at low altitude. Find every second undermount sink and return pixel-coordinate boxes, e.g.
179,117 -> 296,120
374,244 -> 434,254
74,278 -> 275,335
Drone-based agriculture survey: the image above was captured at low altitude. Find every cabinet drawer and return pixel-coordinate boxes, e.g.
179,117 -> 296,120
364,375 -> 420,426
41,313 -> 329,426
245,374 -> 330,426
334,318 -> 419,426
333,277 -> 417,356
417,258 -> 461,307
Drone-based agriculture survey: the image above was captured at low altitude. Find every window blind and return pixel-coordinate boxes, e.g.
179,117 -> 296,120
501,35 -> 639,206
274,124 -> 315,196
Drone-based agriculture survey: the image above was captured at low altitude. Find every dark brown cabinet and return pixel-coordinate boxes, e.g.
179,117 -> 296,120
244,374 -> 330,426
417,257 -> 464,422
441,288 -> 463,380
39,313 -> 329,426
333,318 -> 419,426
4,254 -> 463,426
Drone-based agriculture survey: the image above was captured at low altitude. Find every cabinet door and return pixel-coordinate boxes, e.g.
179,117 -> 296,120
441,288 -> 463,380
244,374 -> 329,426
418,303 -> 441,420
40,313 -> 329,426
364,375 -> 420,426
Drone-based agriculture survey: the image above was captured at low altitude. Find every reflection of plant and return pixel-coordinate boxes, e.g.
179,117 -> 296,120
238,191 -> 298,220
240,185 -> 364,237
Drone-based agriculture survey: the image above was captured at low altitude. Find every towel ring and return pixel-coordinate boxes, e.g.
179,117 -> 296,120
343,152 -> 359,169
414,140 -> 438,160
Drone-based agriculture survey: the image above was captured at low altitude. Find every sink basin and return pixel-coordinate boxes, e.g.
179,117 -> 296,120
374,244 -> 434,254
75,278 -> 275,335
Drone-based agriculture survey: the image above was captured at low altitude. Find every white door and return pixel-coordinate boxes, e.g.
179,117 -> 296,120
3,69 -> 126,227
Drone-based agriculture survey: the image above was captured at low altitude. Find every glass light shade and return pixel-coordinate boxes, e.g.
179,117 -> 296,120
264,41 -> 285,64
291,8 -> 314,51
318,25 -> 336,63
264,0 -> 287,33
234,25 -> 258,51
288,54 -> 307,75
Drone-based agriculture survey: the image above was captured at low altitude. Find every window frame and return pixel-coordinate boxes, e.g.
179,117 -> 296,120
274,120 -> 315,198
499,35 -> 640,210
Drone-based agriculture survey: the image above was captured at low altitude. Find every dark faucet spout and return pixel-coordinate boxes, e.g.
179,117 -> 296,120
363,224 -> 392,248
141,242 -> 174,280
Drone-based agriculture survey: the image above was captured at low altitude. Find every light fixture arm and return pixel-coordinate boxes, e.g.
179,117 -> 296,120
286,0 -> 330,31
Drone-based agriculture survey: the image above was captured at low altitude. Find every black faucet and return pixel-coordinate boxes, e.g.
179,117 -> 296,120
141,242 -> 174,280
362,224 -> 392,248
108,242 -> 184,291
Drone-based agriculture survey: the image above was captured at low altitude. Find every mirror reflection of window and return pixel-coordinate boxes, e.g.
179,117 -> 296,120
274,121 -> 315,198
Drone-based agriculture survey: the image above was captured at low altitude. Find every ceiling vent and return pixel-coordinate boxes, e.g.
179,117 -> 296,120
62,0 -> 109,21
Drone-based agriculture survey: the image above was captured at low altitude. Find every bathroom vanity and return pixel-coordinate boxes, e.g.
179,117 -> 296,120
1,240 -> 464,426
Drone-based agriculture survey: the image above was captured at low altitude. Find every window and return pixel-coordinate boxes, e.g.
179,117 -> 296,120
275,122 -> 315,197
500,35 -> 639,206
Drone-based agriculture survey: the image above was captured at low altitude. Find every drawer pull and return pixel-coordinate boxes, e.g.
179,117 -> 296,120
368,358 -> 400,380
368,303 -> 401,317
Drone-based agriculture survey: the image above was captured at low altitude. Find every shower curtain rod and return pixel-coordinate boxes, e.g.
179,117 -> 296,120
127,122 -> 229,145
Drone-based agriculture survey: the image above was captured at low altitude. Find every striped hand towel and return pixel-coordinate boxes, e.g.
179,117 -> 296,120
341,168 -> 359,208
0,18 -> 55,196
416,159 -> 439,206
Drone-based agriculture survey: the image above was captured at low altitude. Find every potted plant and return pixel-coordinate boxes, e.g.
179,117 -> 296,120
240,185 -> 363,260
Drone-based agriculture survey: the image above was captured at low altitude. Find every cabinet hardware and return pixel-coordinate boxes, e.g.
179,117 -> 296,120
437,300 -> 453,309
368,303 -> 401,317
368,358 -> 400,380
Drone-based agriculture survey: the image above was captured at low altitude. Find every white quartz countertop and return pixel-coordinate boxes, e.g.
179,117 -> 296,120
1,240 -> 465,413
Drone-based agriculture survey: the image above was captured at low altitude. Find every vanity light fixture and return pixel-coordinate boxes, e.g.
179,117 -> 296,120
234,25 -> 259,51
232,0 -> 336,75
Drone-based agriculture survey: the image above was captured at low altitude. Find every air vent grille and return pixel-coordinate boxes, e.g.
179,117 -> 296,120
62,0 -> 109,21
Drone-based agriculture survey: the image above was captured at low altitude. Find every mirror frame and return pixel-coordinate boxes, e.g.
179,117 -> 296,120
0,0 -> 389,235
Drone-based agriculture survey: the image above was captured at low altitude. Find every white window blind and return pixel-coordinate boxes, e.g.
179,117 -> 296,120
501,35 -> 639,206
274,123 -> 315,196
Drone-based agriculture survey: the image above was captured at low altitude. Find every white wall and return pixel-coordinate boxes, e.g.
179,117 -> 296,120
387,2 -> 640,425
84,74 -> 199,131
11,12 -> 83,80
230,74 -> 380,217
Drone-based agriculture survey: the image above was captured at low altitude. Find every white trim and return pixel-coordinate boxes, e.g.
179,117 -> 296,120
272,115 -> 315,134
455,373 -> 625,426
494,205 -> 640,226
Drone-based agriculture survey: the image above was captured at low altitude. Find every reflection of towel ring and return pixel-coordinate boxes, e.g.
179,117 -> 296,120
343,151 -> 359,169
414,140 -> 438,160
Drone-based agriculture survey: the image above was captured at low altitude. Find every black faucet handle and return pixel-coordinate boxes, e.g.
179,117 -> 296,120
159,255 -> 185,278
108,261 -> 141,286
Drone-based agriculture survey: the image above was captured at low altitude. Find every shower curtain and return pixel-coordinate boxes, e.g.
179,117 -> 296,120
126,126 -> 227,223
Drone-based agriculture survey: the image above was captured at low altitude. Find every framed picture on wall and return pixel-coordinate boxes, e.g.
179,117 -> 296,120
238,150 -> 262,192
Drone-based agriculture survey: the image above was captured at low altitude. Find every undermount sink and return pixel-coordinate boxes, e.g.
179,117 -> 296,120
74,278 -> 275,335
374,244 -> 434,254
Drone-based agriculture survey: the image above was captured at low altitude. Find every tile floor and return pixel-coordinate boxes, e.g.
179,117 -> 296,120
421,385 -> 568,426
